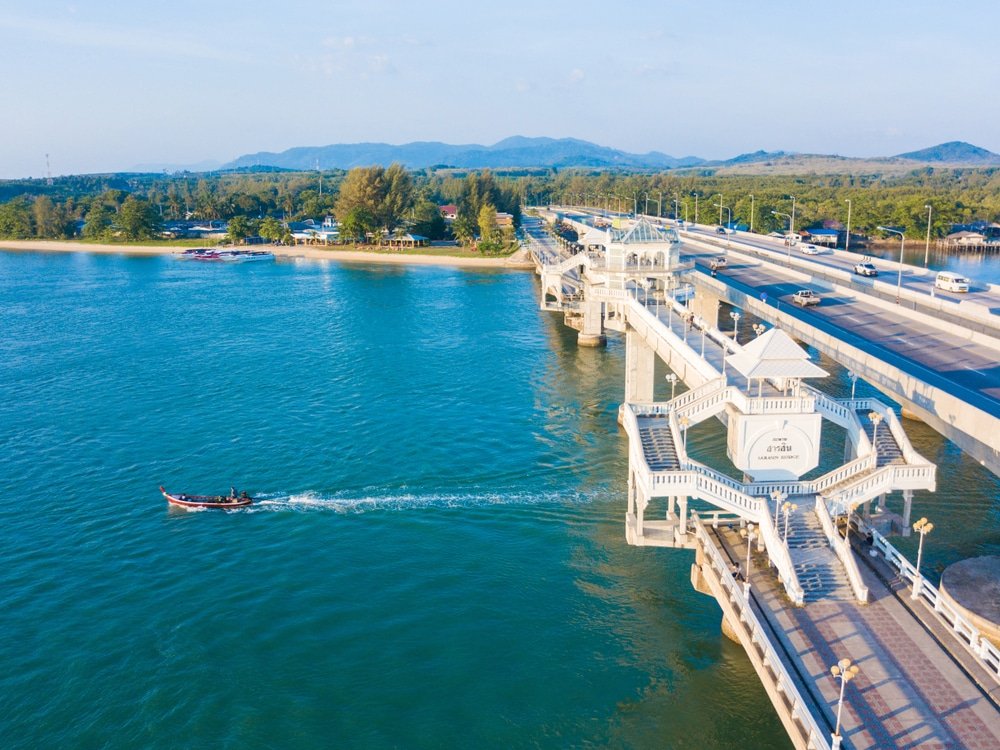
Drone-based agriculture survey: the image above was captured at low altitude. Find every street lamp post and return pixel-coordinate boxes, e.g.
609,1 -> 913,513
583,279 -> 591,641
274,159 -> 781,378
730,311 -> 741,343
740,523 -> 756,596
829,658 -> 860,750
666,373 -> 678,401
716,194 -> 724,226
748,193 -> 755,234
674,198 -> 680,224
698,317 -> 707,356
844,199 -> 852,252
924,204 -> 933,268
680,415 -> 690,451
789,195 -> 796,235
752,323 -> 766,338
773,211 -> 793,263
869,411 -> 882,455
877,225 -> 906,304
771,491 -> 786,531
694,192 -> 699,225
782,501 -> 799,542
658,191 -> 663,217
848,370 -> 858,400
912,517 -> 934,599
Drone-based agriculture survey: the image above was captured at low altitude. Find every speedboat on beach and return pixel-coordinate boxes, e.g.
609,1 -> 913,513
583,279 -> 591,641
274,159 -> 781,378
160,486 -> 253,509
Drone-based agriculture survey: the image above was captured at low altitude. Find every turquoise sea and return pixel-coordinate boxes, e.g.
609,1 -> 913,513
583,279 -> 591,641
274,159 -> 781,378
1,251 -> 998,749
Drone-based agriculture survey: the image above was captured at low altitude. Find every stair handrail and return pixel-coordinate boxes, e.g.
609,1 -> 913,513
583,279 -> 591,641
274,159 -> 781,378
814,496 -> 869,603
755,502 -> 806,606
810,452 -> 879,495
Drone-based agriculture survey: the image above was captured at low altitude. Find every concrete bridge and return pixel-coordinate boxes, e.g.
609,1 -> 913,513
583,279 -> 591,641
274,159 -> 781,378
524,213 -> 1000,749
539,208 -> 1000,478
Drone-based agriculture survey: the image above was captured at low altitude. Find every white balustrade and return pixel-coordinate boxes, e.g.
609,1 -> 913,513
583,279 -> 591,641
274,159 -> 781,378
871,529 -> 1000,683
690,516 -> 829,749
813,497 -> 869,602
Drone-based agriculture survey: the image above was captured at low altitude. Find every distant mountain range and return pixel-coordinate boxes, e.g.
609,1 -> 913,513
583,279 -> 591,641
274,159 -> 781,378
894,141 -> 1000,164
204,137 -> 1000,173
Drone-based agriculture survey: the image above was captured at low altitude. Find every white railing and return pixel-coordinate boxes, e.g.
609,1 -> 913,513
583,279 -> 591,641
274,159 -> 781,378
690,516 -> 829,749
813,497 -> 869,602
811,452 -> 878,495
669,377 -> 728,412
756,503 -> 806,606
871,529 -> 1000,683
808,389 -> 873,455
543,251 -> 589,275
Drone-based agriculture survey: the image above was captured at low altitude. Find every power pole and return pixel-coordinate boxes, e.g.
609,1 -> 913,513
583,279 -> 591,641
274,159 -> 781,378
45,153 -> 53,186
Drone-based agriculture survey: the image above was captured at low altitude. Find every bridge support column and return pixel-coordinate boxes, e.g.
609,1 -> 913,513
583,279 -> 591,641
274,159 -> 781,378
677,496 -> 689,540
625,329 -> 655,403
577,299 -> 606,347
902,490 -> 913,536
666,496 -> 676,520
690,289 -> 721,330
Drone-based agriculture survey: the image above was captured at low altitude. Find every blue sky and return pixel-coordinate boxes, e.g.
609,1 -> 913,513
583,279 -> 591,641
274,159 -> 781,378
2,0 -> 998,177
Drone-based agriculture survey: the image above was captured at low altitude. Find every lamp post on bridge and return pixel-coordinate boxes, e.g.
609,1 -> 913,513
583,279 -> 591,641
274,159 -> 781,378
716,194 -> 724,227
789,195 -> 796,236
868,411 -> 882,458
693,192 -> 699,225
844,199 -> 852,253
680,415 -> 690,451
782,501 -> 798,542
829,658 -> 860,750
876,225 -> 906,304
674,197 -> 680,224
697,316 -> 707,356
730,311 -> 741,344
666,373 -> 678,401
658,191 -> 663,217
739,522 -> 756,596
848,370 -> 858,400
912,517 -> 934,599
748,193 -> 755,234
752,323 -> 766,338
770,490 -> 786,531
773,211 -> 793,264
924,204 -> 933,268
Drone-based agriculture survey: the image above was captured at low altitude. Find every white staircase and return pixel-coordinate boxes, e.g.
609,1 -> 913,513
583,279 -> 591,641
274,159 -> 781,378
783,504 -> 855,602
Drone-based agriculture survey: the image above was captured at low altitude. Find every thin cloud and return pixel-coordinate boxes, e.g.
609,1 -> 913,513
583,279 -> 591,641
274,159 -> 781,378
0,15 -> 252,64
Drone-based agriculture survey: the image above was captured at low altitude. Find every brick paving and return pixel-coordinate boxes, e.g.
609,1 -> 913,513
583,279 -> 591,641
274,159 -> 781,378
718,528 -> 1000,749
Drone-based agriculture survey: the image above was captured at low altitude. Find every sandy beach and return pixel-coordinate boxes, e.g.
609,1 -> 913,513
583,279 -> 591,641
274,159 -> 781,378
0,240 -> 536,270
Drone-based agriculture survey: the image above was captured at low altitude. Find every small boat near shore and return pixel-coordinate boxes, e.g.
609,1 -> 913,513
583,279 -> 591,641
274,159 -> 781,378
181,249 -> 275,262
160,486 -> 253,509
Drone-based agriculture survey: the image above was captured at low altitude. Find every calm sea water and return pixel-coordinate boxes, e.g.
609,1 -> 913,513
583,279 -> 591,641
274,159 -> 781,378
1,251 -> 997,749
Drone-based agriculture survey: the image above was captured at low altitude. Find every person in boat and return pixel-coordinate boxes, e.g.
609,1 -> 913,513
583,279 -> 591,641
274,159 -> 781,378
230,486 -> 238,501
240,490 -> 249,500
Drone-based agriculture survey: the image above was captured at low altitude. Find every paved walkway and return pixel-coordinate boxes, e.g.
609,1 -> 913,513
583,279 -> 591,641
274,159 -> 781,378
717,527 -> 1000,749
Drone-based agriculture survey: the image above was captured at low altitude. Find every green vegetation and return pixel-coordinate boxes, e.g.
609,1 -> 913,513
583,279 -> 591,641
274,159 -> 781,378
2,162 -> 999,246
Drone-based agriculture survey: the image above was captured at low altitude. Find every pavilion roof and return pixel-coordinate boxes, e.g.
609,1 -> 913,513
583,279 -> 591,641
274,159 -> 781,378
727,328 -> 829,380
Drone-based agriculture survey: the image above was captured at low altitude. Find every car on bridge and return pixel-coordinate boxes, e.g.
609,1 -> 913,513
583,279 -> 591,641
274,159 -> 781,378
708,256 -> 727,270
853,262 -> 878,277
716,226 -> 734,235
799,244 -> 821,255
792,289 -> 821,306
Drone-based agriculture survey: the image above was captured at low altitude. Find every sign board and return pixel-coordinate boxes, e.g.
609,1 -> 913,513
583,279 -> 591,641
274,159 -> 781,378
727,413 -> 822,481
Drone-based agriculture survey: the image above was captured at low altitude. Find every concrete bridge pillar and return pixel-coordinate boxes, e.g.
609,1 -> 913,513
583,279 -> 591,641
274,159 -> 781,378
666,495 -> 676,520
577,299 -> 606,347
902,490 -> 913,536
625,329 -> 655,403
677,496 -> 689,540
690,288 -> 721,330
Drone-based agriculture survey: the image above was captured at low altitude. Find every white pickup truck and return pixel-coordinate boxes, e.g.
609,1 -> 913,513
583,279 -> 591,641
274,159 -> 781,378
792,289 -> 821,307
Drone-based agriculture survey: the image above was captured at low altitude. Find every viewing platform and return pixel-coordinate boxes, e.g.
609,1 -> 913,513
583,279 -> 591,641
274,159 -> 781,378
526,212 -> 1000,749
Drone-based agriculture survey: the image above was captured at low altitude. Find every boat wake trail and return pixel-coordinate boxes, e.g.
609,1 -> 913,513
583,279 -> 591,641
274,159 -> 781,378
244,487 -> 603,514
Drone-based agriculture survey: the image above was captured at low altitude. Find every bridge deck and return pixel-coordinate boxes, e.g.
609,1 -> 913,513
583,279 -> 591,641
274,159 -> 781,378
713,525 -> 1000,749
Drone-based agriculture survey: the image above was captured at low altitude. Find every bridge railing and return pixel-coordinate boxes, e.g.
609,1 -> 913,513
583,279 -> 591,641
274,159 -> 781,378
840,399 -> 934,470
813,496 -> 869,603
690,515 -> 828,749
807,388 -> 873,455
755,503 -> 806,606
870,528 -> 1000,684
811,452 -> 879,495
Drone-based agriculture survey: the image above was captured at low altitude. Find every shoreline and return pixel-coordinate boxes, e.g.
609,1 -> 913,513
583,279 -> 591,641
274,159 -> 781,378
0,240 -> 535,270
